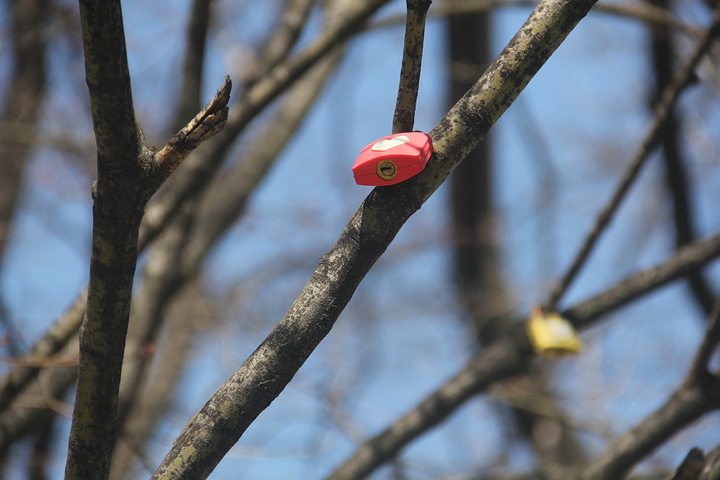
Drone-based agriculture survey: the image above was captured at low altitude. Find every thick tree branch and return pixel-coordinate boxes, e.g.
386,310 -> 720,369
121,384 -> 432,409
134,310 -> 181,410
65,1 -> 146,478
77,0 -> 140,174
65,2 -> 231,478
150,0 -> 599,477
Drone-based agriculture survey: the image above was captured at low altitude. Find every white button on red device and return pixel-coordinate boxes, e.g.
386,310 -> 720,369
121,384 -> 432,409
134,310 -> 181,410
352,132 -> 433,186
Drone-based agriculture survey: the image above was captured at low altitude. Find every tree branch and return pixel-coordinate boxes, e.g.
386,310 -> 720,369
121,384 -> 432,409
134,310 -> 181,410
325,334 -> 531,480
65,1 -> 231,478
649,0 -> 717,316
137,0 -> 392,250
564,232 -> 720,329
393,0 -> 431,133
0,288 -> 86,414
578,305 -> 720,480
241,0 -> 315,88
324,232 -> 720,480
149,0 -> 600,477
173,0 -> 214,133
544,8 -> 720,311
155,77 -> 231,179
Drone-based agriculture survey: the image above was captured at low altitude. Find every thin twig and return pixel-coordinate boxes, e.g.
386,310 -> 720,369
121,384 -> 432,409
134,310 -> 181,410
564,232 -> 720,329
173,0 -> 214,133
156,76 -> 231,178
393,0 -> 432,133
544,10 -> 720,310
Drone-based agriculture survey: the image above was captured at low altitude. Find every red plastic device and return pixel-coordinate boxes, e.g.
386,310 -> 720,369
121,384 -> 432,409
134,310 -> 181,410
352,132 -> 433,186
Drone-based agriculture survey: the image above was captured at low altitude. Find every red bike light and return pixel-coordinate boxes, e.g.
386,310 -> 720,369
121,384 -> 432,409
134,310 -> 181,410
352,132 -> 433,186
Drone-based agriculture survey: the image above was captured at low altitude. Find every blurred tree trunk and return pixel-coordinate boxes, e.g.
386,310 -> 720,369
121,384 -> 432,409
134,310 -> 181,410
0,0 -> 50,355
649,0 -> 716,316
447,6 -> 587,477
0,0 -> 51,475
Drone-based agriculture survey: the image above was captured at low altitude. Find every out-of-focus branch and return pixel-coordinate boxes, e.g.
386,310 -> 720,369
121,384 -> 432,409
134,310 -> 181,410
0,288 -> 86,413
392,0 -> 431,133
578,304 -> 720,480
563,232 -> 720,329
544,9 -> 720,311
670,448 -> 706,480
649,0 -> 716,317
372,0 -> 706,41
325,334 -> 532,480
0,0 -> 51,356
150,0 -> 601,476
699,444 -> 720,480
185,47 -> 344,265
138,0 -> 392,250
241,0 -> 316,88
174,0 -> 214,132
0,337 -> 79,453
324,231 -> 720,480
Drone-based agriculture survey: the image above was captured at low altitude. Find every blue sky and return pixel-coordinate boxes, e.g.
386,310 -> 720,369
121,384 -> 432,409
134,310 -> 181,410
3,0 -> 720,478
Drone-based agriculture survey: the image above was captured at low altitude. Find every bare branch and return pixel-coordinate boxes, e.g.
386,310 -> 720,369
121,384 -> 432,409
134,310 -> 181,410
564,232 -> 720,329
0,288 -> 86,413
544,9 -> 720,310
324,232 -> 720,480
699,444 -> 720,480
173,0 -> 215,132
66,0 -> 146,477
578,305 -> 720,480
138,0 -> 392,250
156,77 -> 231,179
392,0 -> 431,133
671,448 -> 705,480
66,1 -> 231,477
149,0 -> 600,476
242,0 -> 316,88
324,335 -> 530,480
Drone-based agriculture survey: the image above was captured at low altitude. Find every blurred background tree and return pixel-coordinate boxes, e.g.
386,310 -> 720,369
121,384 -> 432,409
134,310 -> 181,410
1,0 -> 720,479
